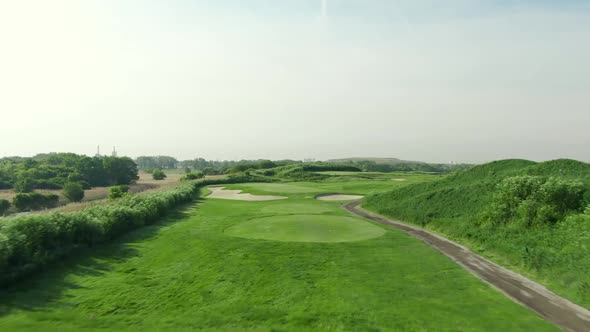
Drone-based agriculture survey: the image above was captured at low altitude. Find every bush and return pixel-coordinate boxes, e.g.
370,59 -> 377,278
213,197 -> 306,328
109,185 -> 130,200
486,176 -> 587,226
63,182 -> 85,202
0,176 -> 261,285
0,199 -> 10,216
201,167 -> 220,175
260,169 -> 276,176
12,193 -> 60,212
152,169 -> 167,180
181,172 -> 204,181
35,179 -> 65,190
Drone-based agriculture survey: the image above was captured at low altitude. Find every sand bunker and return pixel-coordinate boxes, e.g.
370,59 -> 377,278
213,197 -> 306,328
392,179 -> 407,182
208,187 -> 287,201
316,194 -> 364,201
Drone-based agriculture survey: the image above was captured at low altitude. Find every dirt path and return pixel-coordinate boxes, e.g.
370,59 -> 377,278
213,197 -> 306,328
343,201 -> 590,332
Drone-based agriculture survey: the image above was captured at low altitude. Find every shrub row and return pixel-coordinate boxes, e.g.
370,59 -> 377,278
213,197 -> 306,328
180,171 -> 204,181
13,193 -> 60,212
0,175 -> 262,286
484,176 -> 587,226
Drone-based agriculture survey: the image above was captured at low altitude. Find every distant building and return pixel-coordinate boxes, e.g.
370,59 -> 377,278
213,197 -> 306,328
112,146 -> 118,157
95,145 -> 101,157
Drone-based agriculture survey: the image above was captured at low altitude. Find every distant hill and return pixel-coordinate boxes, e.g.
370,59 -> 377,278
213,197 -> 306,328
326,158 -> 472,173
328,157 -> 426,164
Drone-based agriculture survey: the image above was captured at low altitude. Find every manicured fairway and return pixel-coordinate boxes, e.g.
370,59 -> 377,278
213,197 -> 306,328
226,215 -> 386,243
0,178 -> 557,331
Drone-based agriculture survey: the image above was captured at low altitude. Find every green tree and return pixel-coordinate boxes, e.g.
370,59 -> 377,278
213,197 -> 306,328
0,199 -> 10,216
63,182 -> 85,202
103,157 -> 139,185
76,156 -> 109,187
14,175 -> 35,193
152,169 -> 167,180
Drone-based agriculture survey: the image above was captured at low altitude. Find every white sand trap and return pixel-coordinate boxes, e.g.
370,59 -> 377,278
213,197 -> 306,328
208,187 -> 287,201
316,194 -> 364,201
392,179 -> 407,182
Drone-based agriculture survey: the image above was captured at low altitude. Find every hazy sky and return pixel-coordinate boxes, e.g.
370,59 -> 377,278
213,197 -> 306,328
1,0 -> 588,163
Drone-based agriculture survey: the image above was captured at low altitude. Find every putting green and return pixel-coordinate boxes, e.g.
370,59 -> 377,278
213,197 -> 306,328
225,214 -> 386,243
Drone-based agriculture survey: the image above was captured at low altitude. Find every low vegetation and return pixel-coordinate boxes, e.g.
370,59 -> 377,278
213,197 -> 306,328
0,200 -> 10,216
0,175 -> 262,286
364,159 -> 590,307
180,171 -> 204,181
151,169 -> 167,180
63,182 -> 85,203
12,193 -> 59,212
253,163 -> 363,181
108,185 -> 130,200
0,180 -> 555,331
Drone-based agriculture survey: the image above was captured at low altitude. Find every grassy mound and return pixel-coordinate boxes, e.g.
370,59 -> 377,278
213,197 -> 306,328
365,159 -> 590,307
226,215 -> 385,243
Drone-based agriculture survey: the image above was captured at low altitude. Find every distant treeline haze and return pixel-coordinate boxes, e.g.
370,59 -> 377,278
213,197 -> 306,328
135,156 -> 468,175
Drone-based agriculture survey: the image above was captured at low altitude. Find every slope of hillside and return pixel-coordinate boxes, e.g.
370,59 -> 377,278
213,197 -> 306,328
364,159 -> 590,308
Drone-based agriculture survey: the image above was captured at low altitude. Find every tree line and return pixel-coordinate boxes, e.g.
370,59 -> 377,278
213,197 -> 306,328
135,156 -> 301,175
0,153 -> 139,191
0,153 -> 139,214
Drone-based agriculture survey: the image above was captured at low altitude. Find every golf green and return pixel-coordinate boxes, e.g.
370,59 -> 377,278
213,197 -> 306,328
225,214 -> 386,243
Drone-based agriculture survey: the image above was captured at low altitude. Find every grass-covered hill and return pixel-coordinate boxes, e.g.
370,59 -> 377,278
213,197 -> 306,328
364,159 -> 590,307
328,157 -> 473,173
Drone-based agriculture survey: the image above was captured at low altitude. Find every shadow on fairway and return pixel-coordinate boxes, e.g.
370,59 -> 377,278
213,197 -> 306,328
0,201 -> 202,317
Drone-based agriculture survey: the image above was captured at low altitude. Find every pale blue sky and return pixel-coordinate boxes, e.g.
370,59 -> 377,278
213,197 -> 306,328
0,1 -> 588,163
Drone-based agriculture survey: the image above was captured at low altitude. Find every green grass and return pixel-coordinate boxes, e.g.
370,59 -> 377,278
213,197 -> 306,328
0,179 -> 557,331
226,215 -> 386,243
364,159 -> 590,308
228,172 -> 440,198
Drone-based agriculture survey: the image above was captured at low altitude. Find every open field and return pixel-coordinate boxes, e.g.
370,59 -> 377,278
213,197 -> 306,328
0,176 -> 557,331
0,172 -> 179,204
0,171 -> 225,216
